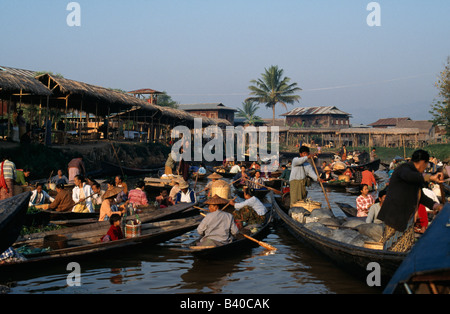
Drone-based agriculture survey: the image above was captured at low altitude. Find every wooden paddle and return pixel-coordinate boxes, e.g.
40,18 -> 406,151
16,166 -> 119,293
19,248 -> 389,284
241,234 -> 277,251
310,156 -> 332,210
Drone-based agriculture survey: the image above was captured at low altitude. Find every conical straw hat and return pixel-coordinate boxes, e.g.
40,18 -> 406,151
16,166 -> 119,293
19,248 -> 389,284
204,194 -> 229,205
103,186 -> 123,199
208,173 -> 223,180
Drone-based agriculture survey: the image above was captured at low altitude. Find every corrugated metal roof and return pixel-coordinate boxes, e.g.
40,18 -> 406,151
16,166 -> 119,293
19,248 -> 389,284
368,117 -> 411,126
178,103 -> 237,112
280,106 -> 351,117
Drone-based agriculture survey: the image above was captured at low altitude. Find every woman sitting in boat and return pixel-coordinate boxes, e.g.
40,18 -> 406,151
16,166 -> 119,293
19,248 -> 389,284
128,181 -> 149,208
361,167 -> 377,191
98,186 -> 126,221
175,180 -> 196,204
45,183 -> 75,212
228,188 -> 267,228
29,183 -> 55,207
205,173 -> 223,197
319,166 -> 337,182
101,214 -> 124,242
72,175 -> 95,213
366,189 -> 387,224
229,161 -> 241,174
261,165 -> 271,180
195,195 -> 239,247
232,165 -> 248,188
248,170 -> 265,190
356,184 -> 375,218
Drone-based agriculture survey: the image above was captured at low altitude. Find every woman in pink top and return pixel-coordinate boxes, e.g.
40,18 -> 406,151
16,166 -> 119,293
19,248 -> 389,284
127,181 -> 148,207
356,184 -> 375,217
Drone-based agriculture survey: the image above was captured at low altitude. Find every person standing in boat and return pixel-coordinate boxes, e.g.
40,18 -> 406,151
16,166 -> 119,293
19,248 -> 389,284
0,156 -> 16,200
67,156 -> 86,184
289,146 -> 318,207
378,149 -> 444,252
195,195 -> 239,247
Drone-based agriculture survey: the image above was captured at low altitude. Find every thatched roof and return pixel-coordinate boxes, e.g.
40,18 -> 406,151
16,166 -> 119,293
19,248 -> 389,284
0,71 -> 51,96
35,73 -> 158,116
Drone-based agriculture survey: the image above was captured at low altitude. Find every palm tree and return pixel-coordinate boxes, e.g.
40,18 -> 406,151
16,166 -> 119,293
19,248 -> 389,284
236,100 -> 264,125
246,65 -> 301,126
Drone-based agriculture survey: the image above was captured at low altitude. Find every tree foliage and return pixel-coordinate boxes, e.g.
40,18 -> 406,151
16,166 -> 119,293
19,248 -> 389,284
430,57 -> 450,136
236,100 -> 264,125
246,65 -> 301,125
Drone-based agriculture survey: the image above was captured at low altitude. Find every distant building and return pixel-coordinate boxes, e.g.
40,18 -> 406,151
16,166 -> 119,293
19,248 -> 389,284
280,106 -> 351,128
368,117 -> 411,128
178,103 -> 237,124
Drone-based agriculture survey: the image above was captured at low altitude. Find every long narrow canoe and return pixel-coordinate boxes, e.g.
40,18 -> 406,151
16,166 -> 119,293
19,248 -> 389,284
0,192 -> 32,253
1,216 -> 202,269
48,202 -> 199,227
272,193 -> 406,283
173,196 -> 274,257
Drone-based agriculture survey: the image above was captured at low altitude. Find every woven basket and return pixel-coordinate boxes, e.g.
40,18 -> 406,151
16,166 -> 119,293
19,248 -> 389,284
291,200 -> 321,212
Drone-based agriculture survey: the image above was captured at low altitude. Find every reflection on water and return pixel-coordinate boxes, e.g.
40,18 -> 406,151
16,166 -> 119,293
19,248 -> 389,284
3,170 -> 388,294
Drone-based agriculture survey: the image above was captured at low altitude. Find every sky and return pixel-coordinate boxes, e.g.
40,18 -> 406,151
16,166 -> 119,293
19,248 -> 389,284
1,0 -> 449,125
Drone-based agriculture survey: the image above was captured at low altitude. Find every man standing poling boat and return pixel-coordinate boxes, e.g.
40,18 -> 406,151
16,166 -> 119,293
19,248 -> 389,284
289,146 -> 318,207
378,149 -> 444,252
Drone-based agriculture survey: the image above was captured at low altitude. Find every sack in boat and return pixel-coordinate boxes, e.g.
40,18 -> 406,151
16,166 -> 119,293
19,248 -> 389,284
304,222 -> 333,238
330,229 -> 360,245
356,223 -> 384,242
318,217 -> 341,228
350,233 -> 372,247
73,203 -> 89,213
342,217 -> 366,229
309,208 -> 333,219
289,207 -> 309,223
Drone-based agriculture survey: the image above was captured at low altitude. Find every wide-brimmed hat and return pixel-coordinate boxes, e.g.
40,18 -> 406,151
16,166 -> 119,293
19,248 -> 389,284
179,180 -> 189,189
204,194 -> 229,205
208,173 -> 223,180
324,166 -> 332,171
103,186 -> 123,199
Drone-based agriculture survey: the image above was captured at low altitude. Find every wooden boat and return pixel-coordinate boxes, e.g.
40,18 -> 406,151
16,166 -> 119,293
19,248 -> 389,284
1,216 -> 202,269
48,202 -> 199,227
335,202 -> 358,217
0,192 -> 32,254
264,178 -> 283,190
271,193 -> 406,282
383,204 -> 450,294
173,196 -> 274,257
101,161 -> 163,177
233,185 -> 270,200
213,168 -> 236,178
350,158 -> 381,172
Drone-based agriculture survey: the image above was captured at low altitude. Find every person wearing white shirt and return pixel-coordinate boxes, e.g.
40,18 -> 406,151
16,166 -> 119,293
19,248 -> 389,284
29,183 -> 55,207
289,146 -> 318,207
229,162 -> 241,174
229,188 -> 267,226
72,175 -> 94,213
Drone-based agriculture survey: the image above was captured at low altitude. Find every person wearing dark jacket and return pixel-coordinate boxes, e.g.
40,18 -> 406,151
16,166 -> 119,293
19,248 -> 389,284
378,149 -> 443,252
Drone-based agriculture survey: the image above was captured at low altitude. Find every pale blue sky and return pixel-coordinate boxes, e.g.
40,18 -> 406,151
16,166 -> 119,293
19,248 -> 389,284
1,0 -> 449,124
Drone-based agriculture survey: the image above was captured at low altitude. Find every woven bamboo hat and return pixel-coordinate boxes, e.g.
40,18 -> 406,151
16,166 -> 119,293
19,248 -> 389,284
208,173 -> 223,180
204,194 -> 229,205
179,180 -> 189,189
103,186 -> 123,199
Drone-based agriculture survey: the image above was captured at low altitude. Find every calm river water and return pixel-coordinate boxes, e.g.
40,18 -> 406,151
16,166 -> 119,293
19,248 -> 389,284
1,168 -> 389,295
